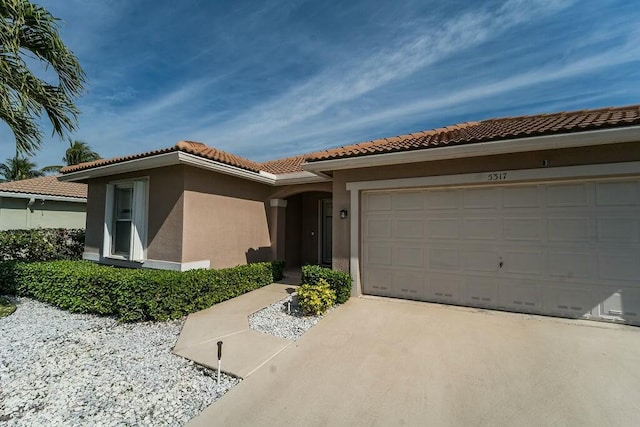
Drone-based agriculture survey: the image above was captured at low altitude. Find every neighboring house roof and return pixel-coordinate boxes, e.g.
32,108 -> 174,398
305,105 -> 640,162
60,104 -> 640,177
0,175 -> 87,200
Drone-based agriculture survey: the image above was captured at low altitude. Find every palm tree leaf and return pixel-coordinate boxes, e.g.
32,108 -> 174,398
0,0 -> 85,154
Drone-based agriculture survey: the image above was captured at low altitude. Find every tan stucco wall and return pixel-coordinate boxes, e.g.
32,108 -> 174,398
182,167 -> 272,268
331,141 -> 640,273
83,163 -> 332,269
0,197 -> 85,230
83,166 -> 185,262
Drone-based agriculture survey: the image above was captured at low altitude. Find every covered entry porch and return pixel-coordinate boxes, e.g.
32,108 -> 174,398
269,186 -> 333,268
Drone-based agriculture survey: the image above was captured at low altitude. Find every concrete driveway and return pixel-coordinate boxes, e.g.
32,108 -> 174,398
189,297 -> 640,426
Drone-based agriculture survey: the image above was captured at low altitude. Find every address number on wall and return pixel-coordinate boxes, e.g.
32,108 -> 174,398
487,172 -> 508,181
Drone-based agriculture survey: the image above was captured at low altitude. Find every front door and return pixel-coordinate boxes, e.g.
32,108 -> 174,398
321,199 -> 332,265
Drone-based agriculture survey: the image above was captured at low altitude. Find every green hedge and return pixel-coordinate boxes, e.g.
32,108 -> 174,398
271,260 -> 285,281
301,264 -> 352,304
0,260 -> 273,322
0,228 -> 85,262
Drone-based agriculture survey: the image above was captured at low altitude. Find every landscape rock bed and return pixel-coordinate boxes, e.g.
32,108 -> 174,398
0,297 -> 238,427
248,294 -> 332,340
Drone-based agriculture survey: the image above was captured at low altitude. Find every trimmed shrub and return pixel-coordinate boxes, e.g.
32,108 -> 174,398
0,261 -> 19,294
0,228 -> 84,262
301,265 -> 352,304
297,279 -> 336,315
0,260 -> 273,322
271,260 -> 286,281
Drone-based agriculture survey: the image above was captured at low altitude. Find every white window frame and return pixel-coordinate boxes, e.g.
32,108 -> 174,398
103,178 -> 148,262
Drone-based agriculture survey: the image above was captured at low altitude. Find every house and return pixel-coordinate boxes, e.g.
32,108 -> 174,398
0,175 -> 87,230
60,104 -> 640,325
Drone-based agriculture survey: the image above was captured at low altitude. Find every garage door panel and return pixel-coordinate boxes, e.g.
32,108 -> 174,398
428,218 -> 458,239
363,269 -> 394,296
597,217 -> 639,242
504,217 -> 542,241
543,286 -> 594,317
429,247 -> 459,270
365,218 -> 392,239
366,193 -> 392,211
362,177 -> 640,325
547,183 -> 589,207
463,188 -> 500,208
548,217 -> 590,242
499,281 -> 541,312
596,181 -> 639,206
503,250 -> 544,275
427,274 -> 461,302
598,251 -> 640,281
548,251 -> 592,278
463,277 -> 498,306
392,192 -> 424,210
366,246 -> 393,266
393,271 -> 425,300
396,246 -> 425,268
599,291 -> 627,319
425,190 -> 458,209
395,219 -> 424,239
462,218 -> 499,240
611,289 -> 640,322
503,185 -> 539,208
462,249 -> 499,272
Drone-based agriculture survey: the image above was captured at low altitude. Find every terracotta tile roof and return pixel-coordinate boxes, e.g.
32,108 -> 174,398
59,104 -> 640,177
60,141 -> 262,174
305,104 -> 640,162
0,175 -> 87,199
174,141 -> 262,172
259,155 -> 307,174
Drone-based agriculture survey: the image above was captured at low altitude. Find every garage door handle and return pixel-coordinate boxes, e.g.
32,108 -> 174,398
499,261 -> 504,268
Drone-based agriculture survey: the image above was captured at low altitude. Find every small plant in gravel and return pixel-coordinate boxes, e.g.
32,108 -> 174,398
0,296 -> 16,317
301,265 -> 352,304
297,279 -> 336,316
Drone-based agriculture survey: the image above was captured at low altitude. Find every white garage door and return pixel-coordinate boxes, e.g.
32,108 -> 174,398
362,178 -> 640,325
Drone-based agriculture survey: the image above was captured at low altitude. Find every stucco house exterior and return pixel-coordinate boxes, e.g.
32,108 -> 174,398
0,175 -> 87,230
60,104 -> 640,325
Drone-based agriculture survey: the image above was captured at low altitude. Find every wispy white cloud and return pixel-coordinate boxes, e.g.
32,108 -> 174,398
245,38 -> 640,159
197,0 -> 575,149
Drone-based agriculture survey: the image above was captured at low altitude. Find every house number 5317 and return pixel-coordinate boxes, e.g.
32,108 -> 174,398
487,172 -> 507,181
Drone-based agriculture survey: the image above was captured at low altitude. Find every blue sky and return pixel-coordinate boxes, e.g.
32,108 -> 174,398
1,0 -> 639,167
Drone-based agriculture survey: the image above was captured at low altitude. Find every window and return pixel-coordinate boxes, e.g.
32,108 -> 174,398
104,179 -> 148,261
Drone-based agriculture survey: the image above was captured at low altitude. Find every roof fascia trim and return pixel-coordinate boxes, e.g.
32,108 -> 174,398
0,191 -> 86,203
177,152 -> 275,184
59,152 -> 182,181
59,150 -> 334,185
302,125 -> 640,173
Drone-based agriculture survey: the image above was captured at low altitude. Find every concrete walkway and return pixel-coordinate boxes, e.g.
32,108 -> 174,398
189,297 -> 640,426
173,272 -> 300,379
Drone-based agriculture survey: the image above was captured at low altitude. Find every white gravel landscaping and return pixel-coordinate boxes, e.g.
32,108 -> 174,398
248,295 -> 332,340
0,297 -> 238,427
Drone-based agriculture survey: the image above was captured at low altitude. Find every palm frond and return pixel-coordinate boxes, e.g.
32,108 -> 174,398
0,0 -> 85,155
